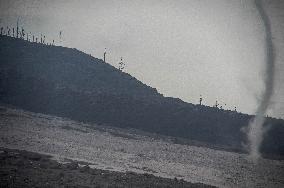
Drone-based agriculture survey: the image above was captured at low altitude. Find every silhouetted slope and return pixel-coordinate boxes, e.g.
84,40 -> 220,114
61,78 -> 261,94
0,35 -> 283,158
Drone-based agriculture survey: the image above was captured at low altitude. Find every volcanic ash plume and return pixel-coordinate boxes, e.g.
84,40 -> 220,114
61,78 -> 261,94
247,0 -> 275,161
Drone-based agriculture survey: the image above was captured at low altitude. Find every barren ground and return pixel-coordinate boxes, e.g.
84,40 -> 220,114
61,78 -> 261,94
0,106 -> 283,188
0,147 -> 214,188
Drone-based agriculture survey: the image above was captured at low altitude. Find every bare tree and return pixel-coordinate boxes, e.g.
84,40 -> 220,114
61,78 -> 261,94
28,32 -> 32,41
118,57 -> 125,71
7,27 -> 11,36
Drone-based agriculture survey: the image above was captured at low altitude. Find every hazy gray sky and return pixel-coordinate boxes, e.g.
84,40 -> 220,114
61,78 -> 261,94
0,0 -> 283,118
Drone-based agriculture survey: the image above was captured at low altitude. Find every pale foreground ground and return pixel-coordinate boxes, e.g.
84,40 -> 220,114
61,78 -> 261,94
0,106 -> 283,188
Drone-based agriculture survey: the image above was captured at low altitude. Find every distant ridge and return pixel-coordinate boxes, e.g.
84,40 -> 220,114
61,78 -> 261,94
0,35 -> 283,158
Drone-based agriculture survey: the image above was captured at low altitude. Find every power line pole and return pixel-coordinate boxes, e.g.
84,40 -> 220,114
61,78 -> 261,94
199,95 -> 202,105
16,18 -> 19,38
59,30 -> 62,43
21,27 -> 25,39
103,48 -> 106,62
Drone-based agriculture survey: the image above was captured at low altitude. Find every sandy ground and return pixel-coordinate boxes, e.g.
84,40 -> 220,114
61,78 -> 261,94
0,106 -> 283,188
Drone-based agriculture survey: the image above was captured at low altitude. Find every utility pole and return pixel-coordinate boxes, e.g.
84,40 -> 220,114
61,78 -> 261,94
16,18 -> 19,38
199,95 -> 202,105
21,28 -> 25,39
103,48 -> 106,62
59,30 -> 62,43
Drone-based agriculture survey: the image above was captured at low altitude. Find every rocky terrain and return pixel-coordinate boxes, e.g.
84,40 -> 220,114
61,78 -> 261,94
0,106 -> 283,188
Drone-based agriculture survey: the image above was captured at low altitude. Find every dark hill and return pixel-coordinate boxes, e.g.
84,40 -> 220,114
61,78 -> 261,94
0,35 -> 283,158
